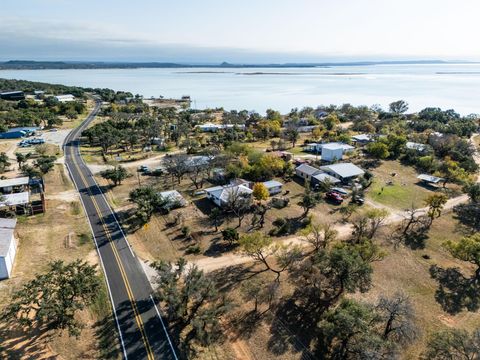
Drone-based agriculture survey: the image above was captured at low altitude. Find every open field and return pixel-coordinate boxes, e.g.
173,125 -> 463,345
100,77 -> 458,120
367,160 -> 441,210
0,164 -> 121,359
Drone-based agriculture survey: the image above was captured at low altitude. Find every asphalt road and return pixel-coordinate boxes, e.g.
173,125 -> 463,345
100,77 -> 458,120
64,100 -> 179,360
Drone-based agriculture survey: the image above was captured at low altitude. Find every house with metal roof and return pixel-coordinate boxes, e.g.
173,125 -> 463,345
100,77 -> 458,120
321,142 -> 355,162
320,163 -> 365,182
295,163 -> 322,182
205,183 -> 252,208
351,134 -> 373,145
0,218 -> 17,279
54,94 -> 75,102
406,141 -> 428,153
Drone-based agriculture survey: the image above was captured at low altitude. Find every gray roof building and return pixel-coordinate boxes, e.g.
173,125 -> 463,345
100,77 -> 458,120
320,163 -> 365,180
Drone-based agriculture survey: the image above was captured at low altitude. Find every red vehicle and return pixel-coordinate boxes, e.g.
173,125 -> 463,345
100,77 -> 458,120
325,191 -> 344,204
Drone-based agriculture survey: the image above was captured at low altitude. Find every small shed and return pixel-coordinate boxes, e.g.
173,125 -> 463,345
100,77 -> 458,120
417,174 -> 444,185
262,180 -> 283,195
158,190 -> 187,209
0,218 -> 17,279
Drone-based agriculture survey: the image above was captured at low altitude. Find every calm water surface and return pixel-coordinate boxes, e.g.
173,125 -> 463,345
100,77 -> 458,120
1,64 -> 479,114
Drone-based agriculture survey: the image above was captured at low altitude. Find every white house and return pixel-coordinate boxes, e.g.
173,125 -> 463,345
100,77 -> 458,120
0,218 -> 17,279
320,163 -> 365,183
205,184 -> 253,208
196,123 -> 245,132
321,143 -> 355,162
54,94 -> 75,102
406,141 -> 428,153
262,180 -> 283,195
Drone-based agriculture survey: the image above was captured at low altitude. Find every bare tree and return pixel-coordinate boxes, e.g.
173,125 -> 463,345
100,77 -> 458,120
225,187 -> 252,227
163,154 -> 190,184
376,292 -> 418,345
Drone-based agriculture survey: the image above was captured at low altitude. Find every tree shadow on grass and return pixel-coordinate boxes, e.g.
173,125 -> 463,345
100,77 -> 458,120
267,298 -> 319,359
210,264 -> 259,293
430,264 -> 480,314
0,322 -> 55,359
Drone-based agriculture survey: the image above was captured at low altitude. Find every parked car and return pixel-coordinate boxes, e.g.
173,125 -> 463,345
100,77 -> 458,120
331,187 -> 349,196
351,195 -> 365,205
325,191 -> 344,204
137,165 -> 149,173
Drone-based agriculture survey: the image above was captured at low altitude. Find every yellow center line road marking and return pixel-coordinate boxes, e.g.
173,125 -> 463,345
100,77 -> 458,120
69,148 -> 155,360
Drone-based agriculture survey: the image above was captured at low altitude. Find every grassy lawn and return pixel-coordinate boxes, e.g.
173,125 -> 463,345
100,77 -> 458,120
0,165 -> 120,359
367,160 -> 436,210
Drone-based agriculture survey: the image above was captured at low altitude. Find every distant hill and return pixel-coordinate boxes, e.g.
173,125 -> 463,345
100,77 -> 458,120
0,59 -> 467,70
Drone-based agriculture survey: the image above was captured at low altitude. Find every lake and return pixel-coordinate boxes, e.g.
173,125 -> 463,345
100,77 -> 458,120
1,63 -> 480,115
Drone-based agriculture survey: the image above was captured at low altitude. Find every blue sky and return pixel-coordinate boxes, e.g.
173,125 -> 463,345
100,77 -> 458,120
1,0 -> 478,62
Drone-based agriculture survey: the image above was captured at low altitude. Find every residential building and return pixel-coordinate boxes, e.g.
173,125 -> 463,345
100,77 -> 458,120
320,163 -> 365,183
406,141 -> 428,153
0,91 -> 25,101
196,123 -> 245,132
54,94 -> 75,102
321,142 -> 354,162
0,177 -> 45,215
295,163 -> 322,182
0,218 -> 17,279
205,183 -> 252,208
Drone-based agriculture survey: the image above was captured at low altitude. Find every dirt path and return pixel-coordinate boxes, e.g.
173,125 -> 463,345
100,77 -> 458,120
86,151 -> 180,174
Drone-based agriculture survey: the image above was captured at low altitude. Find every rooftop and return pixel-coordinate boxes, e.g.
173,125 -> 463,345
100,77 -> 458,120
296,163 -> 322,176
320,163 -> 365,179
0,177 -> 29,188
0,218 -> 17,257
205,184 -> 252,203
406,142 -> 427,151
417,174 -> 444,184
351,134 -> 373,142
158,190 -> 187,207
321,142 -> 355,151
263,180 -> 283,188
0,192 -> 30,207
312,172 -> 341,184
